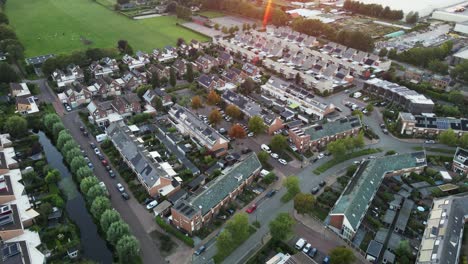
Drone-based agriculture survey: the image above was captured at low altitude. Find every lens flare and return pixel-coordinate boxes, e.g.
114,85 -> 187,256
263,0 -> 273,29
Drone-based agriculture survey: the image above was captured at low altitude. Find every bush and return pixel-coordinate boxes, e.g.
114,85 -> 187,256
155,216 -> 194,247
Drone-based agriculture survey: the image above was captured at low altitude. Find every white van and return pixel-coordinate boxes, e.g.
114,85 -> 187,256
295,238 -> 306,250
260,169 -> 270,177
261,144 -> 271,153
96,134 -> 108,143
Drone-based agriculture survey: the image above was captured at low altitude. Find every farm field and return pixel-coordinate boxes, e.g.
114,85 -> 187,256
5,0 -> 209,57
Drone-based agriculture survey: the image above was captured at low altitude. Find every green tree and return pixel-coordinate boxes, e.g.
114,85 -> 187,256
45,169 -> 61,184
225,213 -> 250,244
269,213 -> 295,241
438,129 -> 457,146
65,148 -> 82,164
101,209 -> 121,232
116,235 -> 140,263
0,63 -> 18,83
57,130 -> 73,150
270,135 -> 288,153
91,196 -> 111,218
52,122 -> 65,139
169,67 -> 177,87
38,202 -> 53,224
395,240 -> 412,264
283,176 -> 300,201
70,156 -> 87,174
136,84 -> 151,98
186,63 -> 194,82
378,48 -> 388,57
43,114 -> 61,133
459,133 -> 468,148
0,13 -> 9,25
427,60 -> 448,74
77,167 -> 94,182
216,230 -> 234,259
61,140 -> 79,155
294,193 -> 315,214
257,151 -> 269,165
353,132 -> 365,149
86,185 -> 106,201
263,172 -> 277,185
447,90 -> 464,105
248,116 -> 266,135
330,246 -> 356,264
107,220 -> 130,245
451,60 -> 468,82
151,72 -> 160,88
4,116 -> 28,138
365,103 -> 374,113
327,140 -> 346,158
80,177 -> 99,194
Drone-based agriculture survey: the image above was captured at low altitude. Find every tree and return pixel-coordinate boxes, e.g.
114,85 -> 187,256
65,148 -> 82,164
295,73 -> 302,85
0,13 -> 9,25
70,156 -> 87,174
0,25 -> 17,41
52,122 -> 65,139
4,116 -> 27,138
258,151 -> 269,164
80,177 -> 99,194
330,247 -> 356,264
248,116 -> 266,135
91,196 -> 111,218
186,63 -> 194,82
169,67 -> 177,87
378,48 -> 388,57
61,140 -> 79,155
263,172 -> 277,184
427,60 -> 448,74
87,185 -> 106,201
136,84 -> 151,98
225,104 -> 241,120
406,11 -> 419,24
176,37 -> 185,47
101,209 -> 121,231
45,169 -> 61,184
225,213 -> 249,244
365,103 -> 374,113
451,60 -> 468,82
447,90 -> 464,105
38,202 -> 52,223
459,133 -> 468,148
439,129 -> 457,146
214,23 -> 220,30
116,235 -> 140,263
228,124 -> 246,139
327,140 -> 347,158
294,193 -> 315,214
283,176 -> 300,200
151,72 -> 160,88
107,220 -> 130,245
77,167 -> 94,182
191,95 -> 203,109
238,77 -> 257,95
209,109 -> 222,125
269,213 -> 295,241
0,62 -> 19,83
270,135 -> 288,153
216,229 -> 234,259
395,240 -> 412,264
353,133 -> 365,149
43,114 -> 61,133
207,90 -> 221,105
117,40 -> 133,55
57,131 -> 73,150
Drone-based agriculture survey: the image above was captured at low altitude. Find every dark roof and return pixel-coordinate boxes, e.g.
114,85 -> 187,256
187,175 -> 206,189
394,199 -> 414,232
366,240 -> 383,258
25,54 -> 54,65
1,241 -> 31,264
168,189 -> 187,204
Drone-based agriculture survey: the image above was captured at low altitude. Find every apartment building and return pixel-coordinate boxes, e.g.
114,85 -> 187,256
168,104 -> 229,157
288,116 -> 361,152
106,122 -> 180,197
171,153 -> 261,234
452,147 -> 468,175
398,112 -> 468,137
328,152 -> 427,240
363,78 -> 434,114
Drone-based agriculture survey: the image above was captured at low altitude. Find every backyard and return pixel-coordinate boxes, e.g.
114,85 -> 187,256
5,0 -> 209,57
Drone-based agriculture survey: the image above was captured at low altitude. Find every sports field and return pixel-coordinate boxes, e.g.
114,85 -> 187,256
5,0 -> 209,57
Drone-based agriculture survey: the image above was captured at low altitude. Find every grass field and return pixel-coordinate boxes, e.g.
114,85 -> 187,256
5,0 -> 209,57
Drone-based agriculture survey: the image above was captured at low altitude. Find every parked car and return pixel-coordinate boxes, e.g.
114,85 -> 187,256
226,209 -> 235,215
266,189 -> 277,198
270,153 -> 279,159
109,170 -> 115,178
217,215 -> 227,220
278,159 -> 287,165
312,158 -> 318,163
194,245 -> 206,256
245,204 -> 257,214
354,160 -> 361,165
308,248 -> 317,258
79,126 -> 85,132
90,142 -> 96,149
83,131 -> 88,137
303,243 -> 312,253
247,132 -> 254,137
105,165 -> 111,171
66,105 -> 72,112
87,162 -> 94,169
94,148 -> 101,155
101,159 -> 108,166
146,200 -> 158,210
295,238 -> 306,250
311,186 -> 320,194
116,183 -> 124,193
425,140 -> 435,144
261,144 -> 271,153
121,192 -> 130,200
97,153 -> 104,160
323,256 -> 330,264
319,181 -> 326,187
317,153 -> 325,159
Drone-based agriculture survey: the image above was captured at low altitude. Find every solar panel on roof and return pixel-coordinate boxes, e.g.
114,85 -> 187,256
436,120 -> 449,130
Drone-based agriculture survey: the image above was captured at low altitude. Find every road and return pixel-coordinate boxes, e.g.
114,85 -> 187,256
36,79 -> 165,264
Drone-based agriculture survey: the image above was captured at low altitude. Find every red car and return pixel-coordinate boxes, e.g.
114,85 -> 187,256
245,204 -> 257,214
101,159 -> 108,166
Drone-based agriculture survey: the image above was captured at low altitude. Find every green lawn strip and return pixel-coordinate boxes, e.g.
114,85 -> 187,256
213,225 -> 258,264
6,0 -> 209,56
309,205 -> 328,221
425,147 -> 455,154
313,148 -> 382,175
155,216 -> 194,247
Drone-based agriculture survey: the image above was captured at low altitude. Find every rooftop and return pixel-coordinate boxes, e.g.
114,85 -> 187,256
303,116 -> 361,141
330,152 -> 426,231
366,78 -> 434,106
394,199 -> 415,232
401,112 -> 468,131
453,147 -> 468,166
222,90 -> 262,117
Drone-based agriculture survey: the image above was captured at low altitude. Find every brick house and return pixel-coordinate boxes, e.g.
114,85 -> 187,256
112,93 -> 141,117
197,74 -> 226,90
172,59 -> 188,77
195,55 -> 218,73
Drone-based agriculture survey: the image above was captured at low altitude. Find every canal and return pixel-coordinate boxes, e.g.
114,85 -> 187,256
38,131 -> 113,263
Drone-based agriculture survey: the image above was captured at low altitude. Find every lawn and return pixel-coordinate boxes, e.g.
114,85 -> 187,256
313,148 -> 382,174
5,0 -> 209,57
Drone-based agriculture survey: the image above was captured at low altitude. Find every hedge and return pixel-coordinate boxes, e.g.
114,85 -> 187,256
155,216 -> 194,247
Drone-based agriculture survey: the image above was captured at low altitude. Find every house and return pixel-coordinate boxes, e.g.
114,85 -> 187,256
9,83 -> 31,97
397,112 -> 468,137
221,68 -> 243,84
148,64 -> 171,79
157,46 -> 178,62
106,121 -> 180,197
195,55 -> 218,73
15,96 -> 39,115
112,93 -> 141,117
122,54 -> 148,70
171,153 -> 261,234
221,90 -> 262,118
168,104 -> 229,156
366,240 -> 383,262
87,101 -> 120,127
241,63 -> 260,78
172,59 -> 188,77
89,57 -> 119,78
404,67 -> 425,83
51,64 -> 84,88
143,88 -> 173,108
289,117 -> 361,152
218,52 -> 233,67
416,194 -> 468,264
452,147 -> 468,175
263,113 -> 284,135
363,78 -> 434,114
62,83 -> 92,108
197,74 -> 226,90
328,152 -> 426,240
430,75 -> 451,90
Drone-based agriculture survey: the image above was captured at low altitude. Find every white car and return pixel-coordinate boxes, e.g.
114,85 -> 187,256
146,200 -> 158,210
247,132 -> 254,137
303,243 -> 312,253
278,159 -> 287,165
354,160 -> 361,165
270,153 -> 279,159
94,148 -> 101,155
261,144 -> 271,153
66,105 -> 72,112
425,140 -> 435,144
116,183 -> 124,193
317,153 -> 325,159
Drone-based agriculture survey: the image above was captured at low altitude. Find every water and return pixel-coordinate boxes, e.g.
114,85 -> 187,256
37,131 -> 113,263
